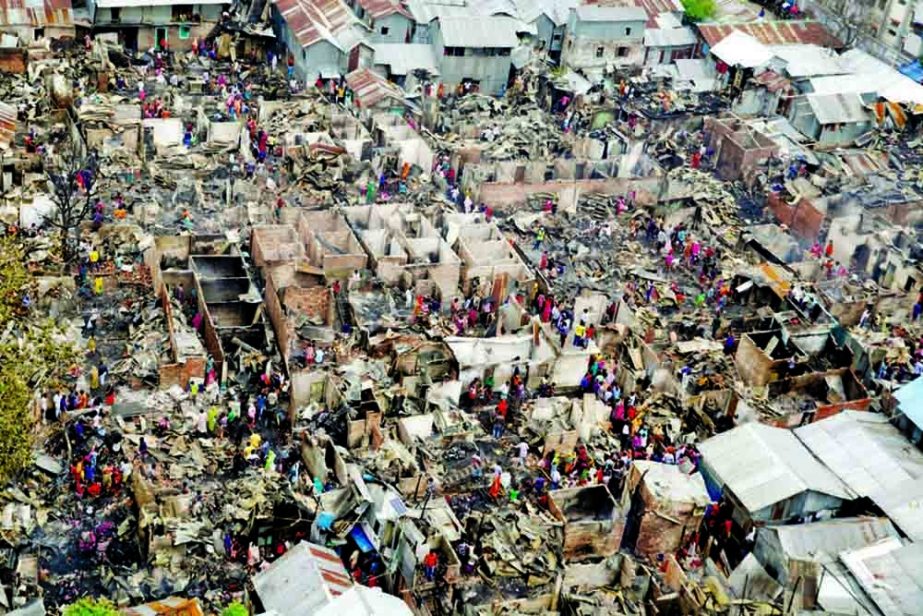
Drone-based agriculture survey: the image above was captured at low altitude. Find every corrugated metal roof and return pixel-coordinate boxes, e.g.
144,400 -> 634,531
697,20 -> 842,49
0,0 -> 71,28
632,461 -> 711,506
356,0 -> 411,20
643,26 -> 696,48
253,541 -> 353,615
345,67 -> 404,107
469,0 -> 518,17
575,5 -> 647,22
795,411 -> 923,499
437,15 -> 519,48
0,100 -> 16,151
768,44 -> 844,78
870,477 -> 923,542
839,539 -> 923,616
372,43 -> 437,75
805,93 -> 869,125
513,0 -> 576,26
315,585 -> 413,616
273,0 -> 359,50
699,422 -> 853,513
761,517 -> 898,562
635,0 -> 683,27
809,49 -> 923,106
710,30 -> 772,69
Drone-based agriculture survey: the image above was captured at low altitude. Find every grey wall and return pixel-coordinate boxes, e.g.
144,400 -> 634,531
370,13 -> 412,44
432,26 -> 512,94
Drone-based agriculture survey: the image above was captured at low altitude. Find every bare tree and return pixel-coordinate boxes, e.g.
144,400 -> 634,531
43,139 -> 98,263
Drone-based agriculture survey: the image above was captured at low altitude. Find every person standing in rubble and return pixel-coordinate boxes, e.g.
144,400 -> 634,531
533,226 -> 545,250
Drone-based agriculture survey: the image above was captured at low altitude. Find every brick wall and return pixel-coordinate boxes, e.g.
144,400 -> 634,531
477,176 -> 663,209
0,48 -> 26,74
283,285 -> 332,326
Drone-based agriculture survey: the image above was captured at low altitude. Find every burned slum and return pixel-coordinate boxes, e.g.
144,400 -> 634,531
2,0 -> 923,615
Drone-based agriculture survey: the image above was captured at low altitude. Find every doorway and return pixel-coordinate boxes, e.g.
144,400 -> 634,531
155,27 -> 167,49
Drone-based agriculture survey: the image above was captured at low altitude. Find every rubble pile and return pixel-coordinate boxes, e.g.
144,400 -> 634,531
2,3 -> 923,616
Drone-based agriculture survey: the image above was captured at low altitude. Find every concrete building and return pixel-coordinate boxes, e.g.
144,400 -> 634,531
0,0 -> 73,45
514,0 -> 577,63
430,15 -> 519,94
271,0 -> 372,79
561,5 -> 647,74
799,0 -> 916,63
87,0 -> 227,52
344,203 -> 461,298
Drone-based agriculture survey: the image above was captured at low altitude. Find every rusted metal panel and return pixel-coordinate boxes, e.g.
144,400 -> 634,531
698,20 -> 842,50
0,100 -> 16,150
357,0 -> 411,20
274,0 -> 354,48
0,0 -> 72,28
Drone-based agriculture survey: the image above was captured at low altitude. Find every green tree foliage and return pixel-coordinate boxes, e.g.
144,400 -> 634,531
62,598 -> 121,616
0,368 -> 31,483
0,237 -> 30,325
0,236 -> 78,482
221,602 -> 249,616
682,0 -> 717,21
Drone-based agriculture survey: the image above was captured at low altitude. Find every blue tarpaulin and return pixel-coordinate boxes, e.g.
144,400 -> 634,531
349,525 -> 375,553
899,60 -> 923,83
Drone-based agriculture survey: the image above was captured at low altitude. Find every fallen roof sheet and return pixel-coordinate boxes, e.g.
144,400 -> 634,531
0,0 -> 71,27
760,517 -> 898,563
437,15 -> 519,47
795,411 -> 923,498
869,477 -> 923,542
315,585 -> 413,616
372,43 -> 438,75
805,93 -> 869,125
697,19 -> 842,49
674,58 -> 719,92
345,68 -> 404,107
632,461 -> 711,506
710,30 -> 773,68
699,422 -> 853,513
253,541 -> 353,615
839,539 -> 923,616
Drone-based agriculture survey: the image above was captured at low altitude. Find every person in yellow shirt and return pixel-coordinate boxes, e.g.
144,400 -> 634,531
573,321 -> 586,348
89,248 -> 100,271
94,276 -> 104,296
